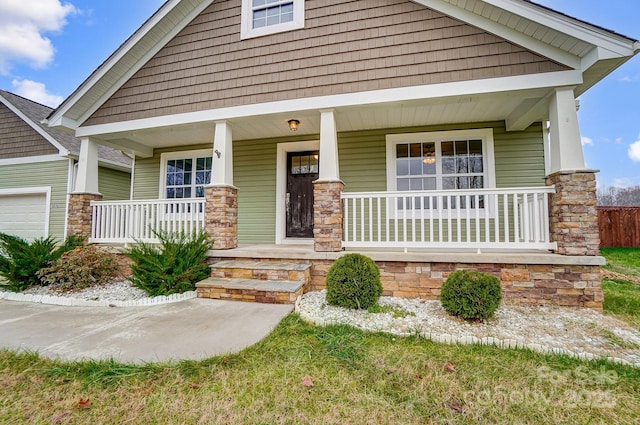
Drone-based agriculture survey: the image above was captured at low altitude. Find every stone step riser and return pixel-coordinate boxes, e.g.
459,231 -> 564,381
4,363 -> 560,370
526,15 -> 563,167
197,286 -> 302,304
210,268 -> 308,282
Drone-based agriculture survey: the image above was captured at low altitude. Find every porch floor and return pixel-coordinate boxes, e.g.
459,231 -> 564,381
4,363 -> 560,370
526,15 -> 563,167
208,244 -> 605,266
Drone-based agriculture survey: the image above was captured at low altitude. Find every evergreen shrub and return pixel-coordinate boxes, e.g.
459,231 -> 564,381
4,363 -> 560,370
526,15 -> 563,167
125,230 -> 212,296
440,269 -> 502,321
326,253 -> 382,310
0,233 -> 84,292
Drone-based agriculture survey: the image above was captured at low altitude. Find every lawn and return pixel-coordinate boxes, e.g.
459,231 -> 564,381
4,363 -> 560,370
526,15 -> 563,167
1,248 -> 639,424
601,247 -> 640,330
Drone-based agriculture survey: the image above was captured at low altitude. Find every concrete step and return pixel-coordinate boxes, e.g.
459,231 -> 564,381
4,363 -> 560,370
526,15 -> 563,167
210,260 -> 311,282
196,277 -> 304,304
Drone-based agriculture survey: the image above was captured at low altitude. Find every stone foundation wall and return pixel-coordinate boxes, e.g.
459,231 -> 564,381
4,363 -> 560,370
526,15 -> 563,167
313,180 -> 344,252
209,256 -> 602,310
67,193 -> 103,240
205,185 -> 238,250
546,171 -> 599,256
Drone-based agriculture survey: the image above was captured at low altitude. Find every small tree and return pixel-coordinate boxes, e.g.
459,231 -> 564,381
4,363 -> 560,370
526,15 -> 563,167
326,253 -> 382,310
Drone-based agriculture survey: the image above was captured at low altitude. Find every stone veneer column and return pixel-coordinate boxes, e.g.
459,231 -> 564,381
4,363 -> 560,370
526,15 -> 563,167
546,171 -> 599,256
313,180 -> 344,252
67,193 -> 103,240
205,185 -> 238,250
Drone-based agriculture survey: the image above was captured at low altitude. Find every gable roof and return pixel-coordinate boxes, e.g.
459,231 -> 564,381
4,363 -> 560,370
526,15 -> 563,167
47,0 -> 639,132
0,90 -> 131,170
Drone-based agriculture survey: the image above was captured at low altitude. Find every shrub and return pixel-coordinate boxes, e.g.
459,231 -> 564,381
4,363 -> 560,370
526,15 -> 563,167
37,246 -> 120,291
125,230 -> 212,296
440,270 -> 502,321
0,233 -> 84,292
326,253 -> 382,310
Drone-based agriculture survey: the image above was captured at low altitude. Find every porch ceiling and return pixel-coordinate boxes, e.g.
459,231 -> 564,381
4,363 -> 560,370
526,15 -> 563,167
95,89 -> 549,154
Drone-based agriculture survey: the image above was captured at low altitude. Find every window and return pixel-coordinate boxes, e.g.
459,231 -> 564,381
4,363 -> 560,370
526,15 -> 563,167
386,129 -> 495,209
241,0 -> 304,39
160,150 -> 213,199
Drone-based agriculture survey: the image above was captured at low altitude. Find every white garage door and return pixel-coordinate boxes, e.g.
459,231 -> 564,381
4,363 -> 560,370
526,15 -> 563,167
0,191 -> 48,240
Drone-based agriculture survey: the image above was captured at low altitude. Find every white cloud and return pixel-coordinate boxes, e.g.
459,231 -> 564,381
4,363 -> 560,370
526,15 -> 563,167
629,140 -> 640,162
0,0 -> 77,73
581,136 -> 594,146
11,79 -> 63,107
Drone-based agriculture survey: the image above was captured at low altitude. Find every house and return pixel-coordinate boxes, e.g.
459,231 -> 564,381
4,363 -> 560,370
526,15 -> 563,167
0,90 -> 131,241
46,0 -> 639,308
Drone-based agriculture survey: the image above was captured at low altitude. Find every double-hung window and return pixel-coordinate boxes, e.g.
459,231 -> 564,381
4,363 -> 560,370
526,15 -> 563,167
160,150 -> 213,200
241,0 -> 304,39
386,129 -> 495,210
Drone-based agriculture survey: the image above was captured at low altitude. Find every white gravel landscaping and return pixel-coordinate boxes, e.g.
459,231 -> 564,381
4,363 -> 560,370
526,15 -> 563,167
0,279 -> 196,307
296,290 -> 640,368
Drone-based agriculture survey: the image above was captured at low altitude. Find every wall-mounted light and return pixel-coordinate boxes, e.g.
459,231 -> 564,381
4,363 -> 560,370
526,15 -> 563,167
288,119 -> 300,132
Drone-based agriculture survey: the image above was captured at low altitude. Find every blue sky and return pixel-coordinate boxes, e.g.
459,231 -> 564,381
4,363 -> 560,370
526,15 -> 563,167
0,0 -> 638,188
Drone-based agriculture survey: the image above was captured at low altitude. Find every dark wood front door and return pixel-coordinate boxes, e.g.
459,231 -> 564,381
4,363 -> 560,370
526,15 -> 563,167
286,151 -> 319,238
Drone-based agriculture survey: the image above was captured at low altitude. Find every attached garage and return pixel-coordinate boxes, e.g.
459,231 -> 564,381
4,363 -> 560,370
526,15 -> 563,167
0,188 -> 50,240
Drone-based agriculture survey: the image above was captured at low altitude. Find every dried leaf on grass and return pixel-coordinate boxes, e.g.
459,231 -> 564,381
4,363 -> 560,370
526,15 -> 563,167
444,362 -> 456,373
302,375 -> 314,388
76,398 -> 90,409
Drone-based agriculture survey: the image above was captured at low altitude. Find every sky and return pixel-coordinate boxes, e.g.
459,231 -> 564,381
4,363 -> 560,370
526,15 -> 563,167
0,0 -> 638,188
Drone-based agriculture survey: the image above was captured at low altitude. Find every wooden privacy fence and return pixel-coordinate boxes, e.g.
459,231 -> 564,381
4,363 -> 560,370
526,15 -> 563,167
598,207 -> 640,247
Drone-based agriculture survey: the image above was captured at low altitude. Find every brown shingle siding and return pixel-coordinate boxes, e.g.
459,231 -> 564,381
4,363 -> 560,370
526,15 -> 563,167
0,104 -> 58,159
84,0 -> 569,126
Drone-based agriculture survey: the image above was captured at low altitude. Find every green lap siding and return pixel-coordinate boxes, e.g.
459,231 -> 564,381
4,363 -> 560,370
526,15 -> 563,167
98,167 -> 131,201
130,122 -> 545,245
0,159 -> 69,240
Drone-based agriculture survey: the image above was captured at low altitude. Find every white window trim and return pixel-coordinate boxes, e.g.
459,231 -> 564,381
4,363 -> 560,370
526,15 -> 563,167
240,0 -> 305,40
385,129 -> 496,217
159,149 -> 213,199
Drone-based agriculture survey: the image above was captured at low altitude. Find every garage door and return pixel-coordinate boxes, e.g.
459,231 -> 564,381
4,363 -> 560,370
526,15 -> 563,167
0,192 -> 48,240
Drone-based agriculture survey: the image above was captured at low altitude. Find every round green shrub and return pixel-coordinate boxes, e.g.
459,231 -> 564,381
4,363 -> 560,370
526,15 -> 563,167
440,270 -> 502,321
326,253 -> 382,310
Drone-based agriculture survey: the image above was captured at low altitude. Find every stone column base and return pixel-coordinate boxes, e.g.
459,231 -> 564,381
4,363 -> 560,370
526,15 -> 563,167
67,192 -> 103,241
313,180 -> 344,252
205,185 -> 238,250
546,171 -> 599,256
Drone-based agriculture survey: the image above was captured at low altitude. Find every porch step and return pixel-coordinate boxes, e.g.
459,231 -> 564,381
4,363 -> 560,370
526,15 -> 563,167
209,260 -> 311,283
197,260 -> 311,304
196,277 -> 304,304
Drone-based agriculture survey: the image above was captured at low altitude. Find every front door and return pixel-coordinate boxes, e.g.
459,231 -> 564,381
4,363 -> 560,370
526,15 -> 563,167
286,151 -> 319,238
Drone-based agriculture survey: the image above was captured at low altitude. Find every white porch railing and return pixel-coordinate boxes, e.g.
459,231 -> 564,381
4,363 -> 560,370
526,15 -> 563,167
90,199 -> 205,243
342,187 -> 557,250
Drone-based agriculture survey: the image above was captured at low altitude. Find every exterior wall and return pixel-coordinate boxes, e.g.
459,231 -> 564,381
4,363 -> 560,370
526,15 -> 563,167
208,256 -> 602,310
0,160 -> 69,240
131,122 -> 545,245
84,0 -> 568,126
98,166 -> 131,201
0,103 -> 58,158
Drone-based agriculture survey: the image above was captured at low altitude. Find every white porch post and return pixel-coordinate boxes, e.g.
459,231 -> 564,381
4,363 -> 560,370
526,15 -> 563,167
314,109 -> 344,252
318,109 -> 340,181
211,120 -> 234,185
545,87 -> 599,256
74,137 -> 100,194
206,120 -> 238,249
548,87 -> 586,173
68,137 -> 102,240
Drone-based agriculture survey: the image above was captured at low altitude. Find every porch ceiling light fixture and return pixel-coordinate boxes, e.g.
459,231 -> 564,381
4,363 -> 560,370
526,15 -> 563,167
288,119 -> 300,131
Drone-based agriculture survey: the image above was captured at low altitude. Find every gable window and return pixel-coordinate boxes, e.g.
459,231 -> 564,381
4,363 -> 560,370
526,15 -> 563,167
241,0 -> 304,39
386,129 -> 495,209
160,150 -> 212,199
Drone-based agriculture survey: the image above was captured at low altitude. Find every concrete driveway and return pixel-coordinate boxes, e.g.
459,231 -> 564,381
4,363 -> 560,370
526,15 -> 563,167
0,299 -> 292,364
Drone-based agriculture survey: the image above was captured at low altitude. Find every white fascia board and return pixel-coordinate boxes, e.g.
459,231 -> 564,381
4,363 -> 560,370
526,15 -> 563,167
76,70 -> 583,137
48,0 -> 215,130
0,155 -> 66,167
0,94 -> 70,156
480,0 -> 638,56
414,0 -> 581,68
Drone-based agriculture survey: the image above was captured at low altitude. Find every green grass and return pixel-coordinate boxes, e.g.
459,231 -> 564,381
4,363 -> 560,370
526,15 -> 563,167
1,315 -> 639,424
600,248 -> 640,329
601,247 -> 640,276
